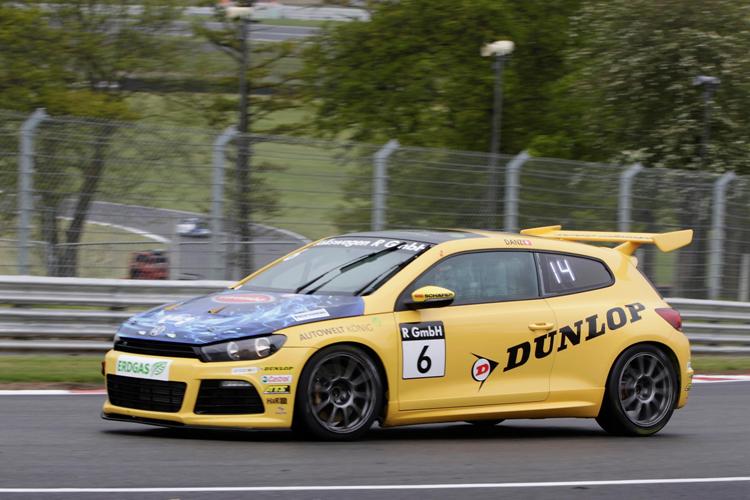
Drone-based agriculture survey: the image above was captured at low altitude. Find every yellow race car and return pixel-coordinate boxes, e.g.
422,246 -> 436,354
102,226 -> 694,440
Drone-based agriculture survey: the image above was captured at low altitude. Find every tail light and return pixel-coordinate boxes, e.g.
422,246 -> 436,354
656,307 -> 682,331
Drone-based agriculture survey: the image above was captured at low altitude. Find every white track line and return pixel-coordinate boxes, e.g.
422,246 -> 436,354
2,477 -> 750,493
693,375 -> 750,383
57,216 -> 170,244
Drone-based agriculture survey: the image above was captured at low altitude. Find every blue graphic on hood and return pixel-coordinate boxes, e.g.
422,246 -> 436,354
116,290 -> 365,345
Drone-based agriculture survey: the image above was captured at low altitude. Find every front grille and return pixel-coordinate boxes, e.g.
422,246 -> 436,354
194,380 -> 265,415
107,374 -> 186,413
114,338 -> 198,359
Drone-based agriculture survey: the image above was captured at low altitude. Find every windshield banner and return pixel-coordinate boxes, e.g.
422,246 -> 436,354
314,238 -> 430,253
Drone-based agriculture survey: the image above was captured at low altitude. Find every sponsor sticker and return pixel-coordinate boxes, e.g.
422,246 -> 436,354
504,238 -> 533,246
291,308 -> 330,322
231,367 -> 259,375
298,322 -> 374,342
471,354 -> 499,390
264,385 -> 291,394
261,374 -> 293,384
115,355 -> 172,381
503,303 -> 645,373
158,314 -> 194,326
149,324 -> 166,337
400,321 -> 446,379
313,238 -> 429,253
264,366 -> 293,372
266,397 -> 288,405
212,293 -> 275,304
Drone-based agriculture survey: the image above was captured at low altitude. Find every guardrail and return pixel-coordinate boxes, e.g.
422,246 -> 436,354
0,277 -> 748,354
0,276 -> 231,352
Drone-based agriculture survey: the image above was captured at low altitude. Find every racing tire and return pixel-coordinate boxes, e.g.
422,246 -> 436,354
596,344 -> 678,436
295,345 -> 383,441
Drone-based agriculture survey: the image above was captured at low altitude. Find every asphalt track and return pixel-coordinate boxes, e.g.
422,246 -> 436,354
78,201 -> 307,279
1,383 -> 749,500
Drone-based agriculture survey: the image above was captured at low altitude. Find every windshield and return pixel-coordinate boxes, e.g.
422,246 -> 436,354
239,237 -> 431,295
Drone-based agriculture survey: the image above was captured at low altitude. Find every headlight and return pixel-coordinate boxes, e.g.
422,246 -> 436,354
199,334 -> 286,362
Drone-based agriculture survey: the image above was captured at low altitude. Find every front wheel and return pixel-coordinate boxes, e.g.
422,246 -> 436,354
295,345 -> 383,441
596,344 -> 678,436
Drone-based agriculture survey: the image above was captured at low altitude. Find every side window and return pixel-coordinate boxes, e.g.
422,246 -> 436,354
404,251 -> 539,306
538,253 -> 612,295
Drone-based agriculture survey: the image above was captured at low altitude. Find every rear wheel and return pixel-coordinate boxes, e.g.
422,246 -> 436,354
596,344 -> 677,436
295,345 -> 383,441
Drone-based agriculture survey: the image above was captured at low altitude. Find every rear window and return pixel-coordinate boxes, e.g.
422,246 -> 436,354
538,253 -> 612,295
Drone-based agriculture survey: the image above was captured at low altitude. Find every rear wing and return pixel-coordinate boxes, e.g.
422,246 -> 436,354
520,225 -> 693,255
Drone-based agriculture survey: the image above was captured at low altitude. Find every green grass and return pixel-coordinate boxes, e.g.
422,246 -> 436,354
0,356 -> 103,384
119,92 -> 349,239
0,222 -> 164,278
0,355 -> 748,387
691,356 -> 750,373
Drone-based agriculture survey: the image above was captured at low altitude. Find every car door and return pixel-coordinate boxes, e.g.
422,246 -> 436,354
535,252 -> 619,395
394,250 -> 558,411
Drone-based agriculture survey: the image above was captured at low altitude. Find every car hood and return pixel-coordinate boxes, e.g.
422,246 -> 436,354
116,290 -> 365,345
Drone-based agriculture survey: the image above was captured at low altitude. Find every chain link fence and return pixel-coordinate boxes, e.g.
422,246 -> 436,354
1,109 -> 747,299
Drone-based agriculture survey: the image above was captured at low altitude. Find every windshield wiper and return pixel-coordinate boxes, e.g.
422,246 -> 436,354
352,253 -> 422,296
294,245 -> 401,294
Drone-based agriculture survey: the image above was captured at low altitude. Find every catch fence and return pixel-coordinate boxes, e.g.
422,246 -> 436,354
1,109 -> 747,299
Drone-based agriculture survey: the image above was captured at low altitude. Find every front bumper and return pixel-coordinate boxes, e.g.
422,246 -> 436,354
101,347 -> 312,429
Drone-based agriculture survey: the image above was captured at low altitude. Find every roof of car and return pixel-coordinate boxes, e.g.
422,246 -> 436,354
340,229 -> 486,244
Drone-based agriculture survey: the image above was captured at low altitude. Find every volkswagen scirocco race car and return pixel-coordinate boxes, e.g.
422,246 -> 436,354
102,225 -> 694,440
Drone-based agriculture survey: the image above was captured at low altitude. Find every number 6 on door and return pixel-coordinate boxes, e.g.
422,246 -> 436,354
400,321 -> 446,379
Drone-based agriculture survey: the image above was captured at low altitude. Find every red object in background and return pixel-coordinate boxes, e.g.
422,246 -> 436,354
128,250 -> 169,280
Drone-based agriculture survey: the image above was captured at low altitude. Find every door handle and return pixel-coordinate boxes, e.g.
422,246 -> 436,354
528,322 -> 555,332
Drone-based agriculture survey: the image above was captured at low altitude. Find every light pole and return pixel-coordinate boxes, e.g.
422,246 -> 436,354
481,40 -> 514,228
224,0 -> 255,274
693,75 -> 720,167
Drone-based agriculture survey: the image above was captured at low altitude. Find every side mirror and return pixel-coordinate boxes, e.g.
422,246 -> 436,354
407,286 -> 455,309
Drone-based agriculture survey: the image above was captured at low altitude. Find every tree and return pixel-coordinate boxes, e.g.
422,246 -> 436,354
192,2 -> 305,274
571,0 -> 750,297
0,5 -> 67,111
0,1 -> 180,276
571,0 -> 750,171
302,0 -> 582,231
302,0 -> 581,154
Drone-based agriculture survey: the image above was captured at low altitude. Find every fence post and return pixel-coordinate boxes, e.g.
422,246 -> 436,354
707,171 -> 736,300
739,254 -> 750,302
212,126 -> 237,280
503,150 -> 530,233
17,108 -> 48,275
372,139 -> 399,231
618,163 -> 643,232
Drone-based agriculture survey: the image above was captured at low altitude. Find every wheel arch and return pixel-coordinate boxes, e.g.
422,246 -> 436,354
296,341 -> 390,421
604,340 -> 682,407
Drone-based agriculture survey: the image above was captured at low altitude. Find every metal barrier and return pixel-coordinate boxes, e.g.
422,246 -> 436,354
0,276 -> 231,352
0,277 -> 748,354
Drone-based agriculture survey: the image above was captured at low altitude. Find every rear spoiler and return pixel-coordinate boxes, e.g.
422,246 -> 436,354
520,225 -> 693,255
